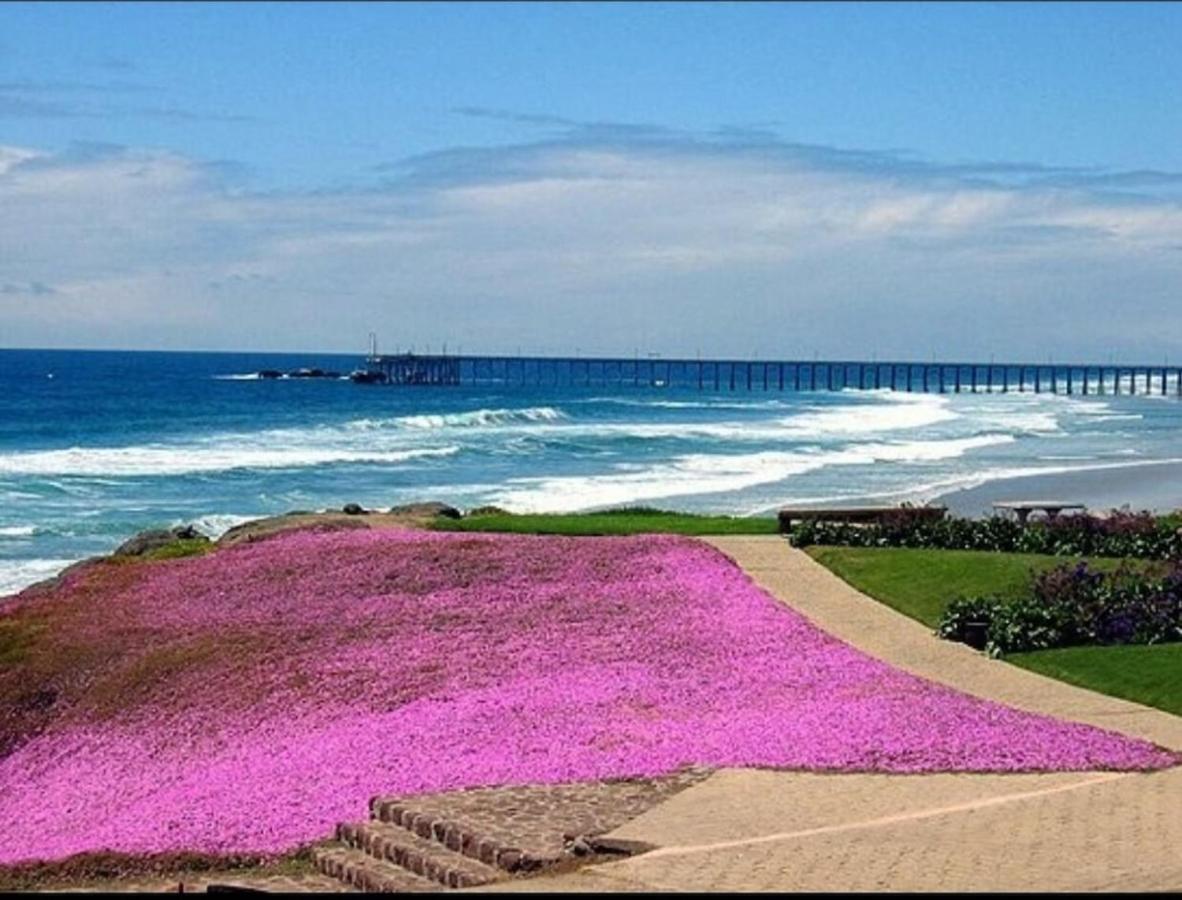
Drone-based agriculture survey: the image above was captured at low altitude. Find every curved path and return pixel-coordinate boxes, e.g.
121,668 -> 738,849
705,536 -> 1182,751
473,536 -> 1182,893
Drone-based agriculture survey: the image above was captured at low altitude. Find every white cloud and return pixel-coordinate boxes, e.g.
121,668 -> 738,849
1,137 -> 1180,359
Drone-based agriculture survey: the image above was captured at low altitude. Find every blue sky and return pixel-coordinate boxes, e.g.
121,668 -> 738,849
2,2 -> 1181,359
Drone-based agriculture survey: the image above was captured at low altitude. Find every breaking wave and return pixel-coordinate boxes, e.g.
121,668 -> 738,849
0,445 -> 460,478
185,514 -> 258,539
345,406 -> 567,430
490,434 -> 1015,513
0,558 -> 80,598
776,393 -> 958,436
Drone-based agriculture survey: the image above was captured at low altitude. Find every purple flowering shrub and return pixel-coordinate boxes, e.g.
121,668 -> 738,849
941,560 -> 1182,654
0,530 -> 1176,866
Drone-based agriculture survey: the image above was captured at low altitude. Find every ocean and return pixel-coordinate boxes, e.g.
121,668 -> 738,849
3,347 -> 1182,596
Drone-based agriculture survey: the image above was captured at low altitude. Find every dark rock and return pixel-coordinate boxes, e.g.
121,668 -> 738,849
350,369 -> 389,385
114,529 -> 180,557
387,501 -> 462,520
342,503 -> 368,515
563,837 -> 593,858
218,514 -> 370,547
257,369 -> 283,379
466,505 -> 509,518
113,525 -> 208,557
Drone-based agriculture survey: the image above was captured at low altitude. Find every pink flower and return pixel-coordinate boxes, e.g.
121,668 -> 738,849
0,530 -> 1175,864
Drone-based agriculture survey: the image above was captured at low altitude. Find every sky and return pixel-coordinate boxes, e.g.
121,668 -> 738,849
1,1 -> 1181,361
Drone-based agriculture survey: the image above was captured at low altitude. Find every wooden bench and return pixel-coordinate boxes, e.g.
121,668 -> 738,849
777,505 -> 947,532
991,501 -> 1086,524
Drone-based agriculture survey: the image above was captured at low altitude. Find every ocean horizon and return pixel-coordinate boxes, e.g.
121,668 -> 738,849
3,346 -> 1182,596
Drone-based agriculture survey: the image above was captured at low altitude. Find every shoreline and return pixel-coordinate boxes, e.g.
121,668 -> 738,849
933,459 -> 1182,517
2,506 -> 452,599
7,465 -> 1182,599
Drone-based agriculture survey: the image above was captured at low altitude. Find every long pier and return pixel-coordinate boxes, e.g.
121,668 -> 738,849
359,354 -> 1182,396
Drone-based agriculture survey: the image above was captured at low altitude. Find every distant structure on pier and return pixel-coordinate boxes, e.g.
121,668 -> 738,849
351,346 -> 1182,396
355,352 -> 460,385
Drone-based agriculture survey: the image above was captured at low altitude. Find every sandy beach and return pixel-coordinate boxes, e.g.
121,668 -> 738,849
935,460 -> 1182,518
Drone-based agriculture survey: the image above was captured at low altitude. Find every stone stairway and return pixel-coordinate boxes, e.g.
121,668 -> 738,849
310,789 -> 570,891
311,768 -> 712,892
312,813 -> 507,891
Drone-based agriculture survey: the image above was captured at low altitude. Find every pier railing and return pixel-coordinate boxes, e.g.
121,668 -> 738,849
360,354 -> 1182,396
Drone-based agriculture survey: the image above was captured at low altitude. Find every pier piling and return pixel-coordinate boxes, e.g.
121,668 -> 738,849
357,352 -> 1182,399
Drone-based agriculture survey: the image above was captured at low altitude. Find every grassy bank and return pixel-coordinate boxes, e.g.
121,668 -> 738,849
432,507 -> 779,536
805,546 -> 1153,628
806,546 -> 1178,716
1008,644 -> 1182,718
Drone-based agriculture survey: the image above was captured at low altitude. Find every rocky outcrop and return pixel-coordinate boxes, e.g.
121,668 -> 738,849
217,513 -> 371,547
387,502 -> 462,520
113,525 -> 209,557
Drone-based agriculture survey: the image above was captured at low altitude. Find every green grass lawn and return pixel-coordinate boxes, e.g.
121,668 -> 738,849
804,546 -> 1149,628
431,507 -> 779,536
1007,644 -> 1182,718
806,546 -> 1178,717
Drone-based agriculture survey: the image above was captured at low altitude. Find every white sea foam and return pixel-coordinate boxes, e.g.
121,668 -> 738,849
490,434 -> 1014,513
0,444 -> 459,477
185,514 -> 258,539
212,373 -> 264,380
973,409 -> 1061,433
331,391 -> 1076,450
345,406 -> 567,431
509,394 -> 959,444
0,558 -> 79,598
0,525 -> 37,538
578,397 -> 794,411
776,393 -> 958,436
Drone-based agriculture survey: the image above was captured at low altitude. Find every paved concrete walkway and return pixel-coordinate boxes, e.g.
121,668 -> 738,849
473,536 -> 1182,893
476,766 -> 1182,892
704,537 -> 1182,751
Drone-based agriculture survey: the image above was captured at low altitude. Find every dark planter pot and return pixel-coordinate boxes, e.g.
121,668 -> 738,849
962,621 -> 990,650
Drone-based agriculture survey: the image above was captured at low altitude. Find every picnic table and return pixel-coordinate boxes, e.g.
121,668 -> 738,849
777,505 -> 947,532
991,501 -> 1086,524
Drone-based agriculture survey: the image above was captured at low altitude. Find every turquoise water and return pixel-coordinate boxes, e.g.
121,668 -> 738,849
3,348 -> 1182,595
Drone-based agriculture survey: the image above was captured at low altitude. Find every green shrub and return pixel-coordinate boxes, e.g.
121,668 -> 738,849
140,539 -> 213,561
790,511 -> 1182,560
937,596 -> 1005,643
940,560 -> 1182,656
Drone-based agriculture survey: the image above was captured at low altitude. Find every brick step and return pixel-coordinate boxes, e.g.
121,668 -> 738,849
370,797 -> 558,874
311,843 -> 437,893
338,820 -> 507,889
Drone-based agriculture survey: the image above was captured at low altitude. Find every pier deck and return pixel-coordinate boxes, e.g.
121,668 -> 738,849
358,354 -> 1182,395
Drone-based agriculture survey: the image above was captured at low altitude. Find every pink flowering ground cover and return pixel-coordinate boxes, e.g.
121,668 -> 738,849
0,528 -> 1176,865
